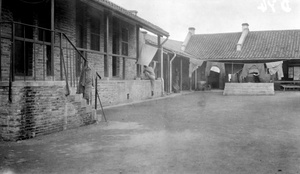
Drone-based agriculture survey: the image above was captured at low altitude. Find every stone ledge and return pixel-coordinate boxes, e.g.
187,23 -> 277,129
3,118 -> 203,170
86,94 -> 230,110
223,83 -> 275,95
0,81 -> 65,87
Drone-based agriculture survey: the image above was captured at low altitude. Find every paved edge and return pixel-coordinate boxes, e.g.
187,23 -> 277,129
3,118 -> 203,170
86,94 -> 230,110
102,91 -> 194,109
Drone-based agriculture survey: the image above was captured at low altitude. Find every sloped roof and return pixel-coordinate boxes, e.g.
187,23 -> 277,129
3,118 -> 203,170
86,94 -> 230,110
86,0 -> 169,37
185,30 -> 300,63
144,33 -> 196,59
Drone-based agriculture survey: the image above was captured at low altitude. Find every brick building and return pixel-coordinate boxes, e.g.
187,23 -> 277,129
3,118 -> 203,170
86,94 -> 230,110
182,24 -> 300,93
0,0 -> 169,141
141,31 -> 202,94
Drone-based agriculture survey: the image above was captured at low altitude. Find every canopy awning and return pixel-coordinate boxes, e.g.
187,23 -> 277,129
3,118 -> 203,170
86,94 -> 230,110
189,58 -> 204,77
137,44 -> 158,66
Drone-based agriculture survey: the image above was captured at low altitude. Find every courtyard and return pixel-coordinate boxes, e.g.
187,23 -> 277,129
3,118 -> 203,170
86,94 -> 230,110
1,91 -> 300,174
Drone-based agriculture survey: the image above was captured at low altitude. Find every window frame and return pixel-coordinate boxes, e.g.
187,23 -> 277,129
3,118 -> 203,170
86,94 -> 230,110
90,13 -> 101,51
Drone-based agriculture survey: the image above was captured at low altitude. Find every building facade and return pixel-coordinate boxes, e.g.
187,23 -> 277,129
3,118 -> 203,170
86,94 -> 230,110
182,24 -> 300,90
0,0 -> 169,140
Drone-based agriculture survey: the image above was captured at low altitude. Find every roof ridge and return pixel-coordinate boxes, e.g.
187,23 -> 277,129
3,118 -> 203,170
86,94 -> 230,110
193,29 -> 300,36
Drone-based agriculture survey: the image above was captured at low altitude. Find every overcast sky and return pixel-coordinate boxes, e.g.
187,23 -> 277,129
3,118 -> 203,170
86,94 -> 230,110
109,0 -> 300,41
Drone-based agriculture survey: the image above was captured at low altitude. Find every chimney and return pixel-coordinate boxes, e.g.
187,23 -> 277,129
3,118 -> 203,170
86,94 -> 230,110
129,10 -> 138,16
188,27 -> 195,35
237,23 -> 249,51
181,27 -> 195,51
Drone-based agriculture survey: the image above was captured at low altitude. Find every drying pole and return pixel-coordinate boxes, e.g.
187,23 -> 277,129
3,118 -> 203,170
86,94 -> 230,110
96,75 -> 107,122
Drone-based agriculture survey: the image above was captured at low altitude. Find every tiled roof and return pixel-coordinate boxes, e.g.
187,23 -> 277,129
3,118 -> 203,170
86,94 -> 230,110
145,34 -> 196,59
89,0 -> 169,37
185,30 -> 300,62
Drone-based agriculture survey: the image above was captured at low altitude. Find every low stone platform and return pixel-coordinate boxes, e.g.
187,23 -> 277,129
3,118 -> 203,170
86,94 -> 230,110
223,83 -> 275,95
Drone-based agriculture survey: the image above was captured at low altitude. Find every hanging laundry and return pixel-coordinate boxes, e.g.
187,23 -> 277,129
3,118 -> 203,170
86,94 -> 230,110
77,62 -> 95,102
240,64 -> 266,79
266,61 -> 284,80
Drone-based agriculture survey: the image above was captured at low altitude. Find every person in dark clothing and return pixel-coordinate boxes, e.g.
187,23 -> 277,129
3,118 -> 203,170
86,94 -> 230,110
252,72 -> 260,83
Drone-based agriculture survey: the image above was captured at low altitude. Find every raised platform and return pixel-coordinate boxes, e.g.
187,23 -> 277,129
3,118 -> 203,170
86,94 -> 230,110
281,84 -> 300,91
223,83 -> 275,95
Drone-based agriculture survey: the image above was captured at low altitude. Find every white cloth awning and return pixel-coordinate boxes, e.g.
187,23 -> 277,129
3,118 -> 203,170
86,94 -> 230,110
189,58 -> 203,77
137,44 -> 158,66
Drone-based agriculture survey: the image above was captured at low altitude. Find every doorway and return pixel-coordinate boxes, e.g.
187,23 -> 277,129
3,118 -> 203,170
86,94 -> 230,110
208,66 -> 220,89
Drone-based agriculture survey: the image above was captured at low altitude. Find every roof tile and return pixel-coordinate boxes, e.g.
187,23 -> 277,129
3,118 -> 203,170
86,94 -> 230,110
186,30 -> 300,62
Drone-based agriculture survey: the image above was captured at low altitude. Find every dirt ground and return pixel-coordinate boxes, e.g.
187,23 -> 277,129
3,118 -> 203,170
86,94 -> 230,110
1,91 -> 300,174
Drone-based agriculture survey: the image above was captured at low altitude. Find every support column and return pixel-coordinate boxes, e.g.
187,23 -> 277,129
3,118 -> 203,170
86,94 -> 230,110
180,58 -> 183,91
195,67 -> 198,90
167,54 -> 170,93
104,12 -> 109,78
136,25 -> 140,78
189,75 -> 192,91
0,0 -> 2,81
51,0 -> 54,78
157,36 -> 162,79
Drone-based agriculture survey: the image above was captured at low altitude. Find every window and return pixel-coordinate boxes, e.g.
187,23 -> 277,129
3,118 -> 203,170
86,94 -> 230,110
112,31 -> 119,77
288,67 -> 294,78
121,28 -> 129,56
293,67 -> 300,80
14,21 -> 34,76
90,15 -> 101,51
121,28 -> 129,79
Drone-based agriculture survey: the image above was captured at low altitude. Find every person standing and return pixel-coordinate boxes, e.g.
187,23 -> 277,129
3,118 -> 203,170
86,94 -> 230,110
143,65 -> 155,96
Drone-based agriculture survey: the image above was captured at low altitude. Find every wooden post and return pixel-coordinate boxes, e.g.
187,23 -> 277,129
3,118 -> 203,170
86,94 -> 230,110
157,36 -> 161,79
0,0 -> 2,81
195,67 -> 198,90
180,58 -> 182,91
51,0 -> 54,78
167,54 -> 170,93
189,75 -> 192,91
136,25 -> 140,78
95,77 -> 97,109
231,62 -> 233,82
104,12 -> 109,78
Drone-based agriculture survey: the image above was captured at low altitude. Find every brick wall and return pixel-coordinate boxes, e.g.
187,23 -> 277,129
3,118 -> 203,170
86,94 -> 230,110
0,79 -> 162,141
94,79 -> 162,107
0,81 -> 96,141
0,0 -> 164,141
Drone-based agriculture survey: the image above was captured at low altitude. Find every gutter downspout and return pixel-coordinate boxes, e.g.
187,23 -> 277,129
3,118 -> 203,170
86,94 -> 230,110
159,36 -> 168,96
169,52 -> 177,93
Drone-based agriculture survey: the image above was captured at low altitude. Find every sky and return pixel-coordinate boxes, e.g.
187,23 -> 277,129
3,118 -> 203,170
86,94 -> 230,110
109,0 -> 300,41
